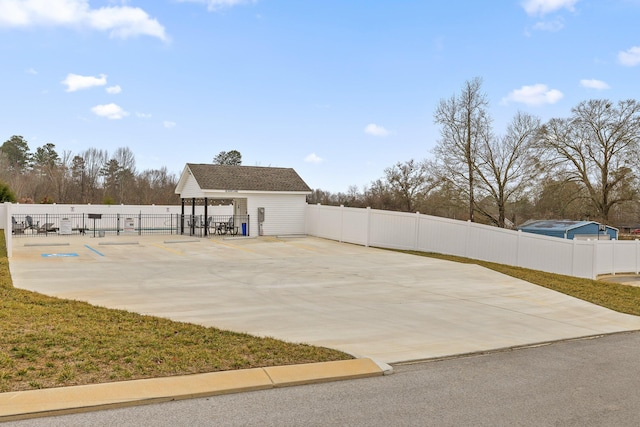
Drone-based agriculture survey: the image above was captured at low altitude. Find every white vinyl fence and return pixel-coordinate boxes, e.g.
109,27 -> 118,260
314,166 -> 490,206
306,204 -> 640,280
4,201 -> 640,279
2,202 -> 232,258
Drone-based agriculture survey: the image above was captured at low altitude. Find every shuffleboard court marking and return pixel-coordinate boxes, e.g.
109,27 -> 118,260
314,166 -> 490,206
84,245 -> 105,257
41,253 -> 78,258
212,240 -> 257,253
281,240 -> 320,253
151,244 -> 184,256
25,243 -> 70,247
98,242 -> 139,246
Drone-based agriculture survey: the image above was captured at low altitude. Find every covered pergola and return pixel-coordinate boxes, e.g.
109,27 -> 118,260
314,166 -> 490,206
175,164 -> 312,237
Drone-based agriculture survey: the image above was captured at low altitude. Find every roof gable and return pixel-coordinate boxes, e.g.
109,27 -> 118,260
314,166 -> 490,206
179,164 -> 312,193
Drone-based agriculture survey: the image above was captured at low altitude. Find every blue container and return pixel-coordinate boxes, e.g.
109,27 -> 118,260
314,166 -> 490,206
242,223 -> 247,236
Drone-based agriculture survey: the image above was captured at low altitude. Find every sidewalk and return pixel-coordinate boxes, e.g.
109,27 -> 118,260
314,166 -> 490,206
0,358 -> 390,422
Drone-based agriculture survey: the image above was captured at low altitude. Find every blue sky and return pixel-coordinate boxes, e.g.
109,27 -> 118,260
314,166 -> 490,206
1,0 -> 639,193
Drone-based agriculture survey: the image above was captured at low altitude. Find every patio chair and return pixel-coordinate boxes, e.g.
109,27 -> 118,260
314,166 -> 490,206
25,215 -> 39,231
37,223 -> 56,234
188,216 -> 202,228
215,219 -> 227,235
225,216 -> 239,235
12,216 -> 25,235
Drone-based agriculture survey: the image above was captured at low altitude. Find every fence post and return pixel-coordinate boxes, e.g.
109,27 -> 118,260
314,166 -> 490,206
571,237 -> 576,277
465,220 -> 471,258
414,212 -> 420,250
612,239 -> 616,276
516,230 -> 522,268
591,240 -> 598,280
365,207 -> 371,247
5,202 -> 13,258
339,205 -> 344,243
636,239 -> 639,275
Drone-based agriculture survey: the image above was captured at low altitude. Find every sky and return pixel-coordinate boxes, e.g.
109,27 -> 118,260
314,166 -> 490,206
1,0 -> 639,193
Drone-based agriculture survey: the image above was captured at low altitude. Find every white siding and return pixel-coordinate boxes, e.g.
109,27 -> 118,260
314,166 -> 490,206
180,173 -> 204,198
246,193 -> 307,236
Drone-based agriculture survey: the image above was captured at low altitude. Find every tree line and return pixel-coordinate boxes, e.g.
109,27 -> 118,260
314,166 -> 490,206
0,138 -> 180,205
0,140 -> 247,206
308,78 -> 640,229
3,78 -> 640,230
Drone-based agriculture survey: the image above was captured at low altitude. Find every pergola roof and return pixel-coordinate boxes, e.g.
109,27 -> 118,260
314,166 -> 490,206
177,164 -> 312,194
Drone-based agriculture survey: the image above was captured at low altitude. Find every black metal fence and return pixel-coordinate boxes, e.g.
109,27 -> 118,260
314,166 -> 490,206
11,213 -> 250,238
181,215 -> 250,238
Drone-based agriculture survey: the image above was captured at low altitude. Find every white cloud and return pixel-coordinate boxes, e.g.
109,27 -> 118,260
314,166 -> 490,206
364,123 -> 390,137
25,67 -> 37,75
0,0 -> 167,41
521,0 -> 579,16
502,84 -> 564,106
163,121 -> 176,129
304,153 -> 323,164
88,6 -> 167,40
618,46 -> 640,66
136,112 -> 152,118
532,19 -> 564,32
176,0 -> 257,12
580,79 -> 610,90
62,73 -> 107,92
106,85 -> 121,94
91,103 -> 128,119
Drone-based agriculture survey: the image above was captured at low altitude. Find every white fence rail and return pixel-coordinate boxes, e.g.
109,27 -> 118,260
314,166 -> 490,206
306,204 -> 640,280
4,202 -> 640,279
2,202 -> 232,258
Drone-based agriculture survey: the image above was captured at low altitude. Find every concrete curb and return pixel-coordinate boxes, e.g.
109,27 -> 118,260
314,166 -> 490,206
0,358 -> 388,422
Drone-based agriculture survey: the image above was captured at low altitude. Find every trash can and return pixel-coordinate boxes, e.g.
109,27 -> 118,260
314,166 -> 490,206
242,223 -> 247,236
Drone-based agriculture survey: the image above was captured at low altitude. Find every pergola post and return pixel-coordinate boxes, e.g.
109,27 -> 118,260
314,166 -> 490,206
204,198 -> 208,236
191,198 -> 196,236
180,199 -> 185,234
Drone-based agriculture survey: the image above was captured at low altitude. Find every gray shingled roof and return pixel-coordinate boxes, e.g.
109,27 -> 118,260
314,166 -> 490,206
187,164 -> 311,192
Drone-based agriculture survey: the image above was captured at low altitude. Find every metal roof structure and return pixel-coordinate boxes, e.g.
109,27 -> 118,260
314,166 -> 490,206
518,220 -> 593,232
518,220 -> 618,240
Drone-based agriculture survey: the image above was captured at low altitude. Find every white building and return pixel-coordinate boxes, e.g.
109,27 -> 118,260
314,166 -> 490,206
175,164 -> 312,237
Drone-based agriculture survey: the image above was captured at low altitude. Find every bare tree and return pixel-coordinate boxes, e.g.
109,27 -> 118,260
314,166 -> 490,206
136,167 -> 179,205
474,112 -> 542,227
433,77 -> 491,222
82,148 -> 108,203
31,143 -> 61,203
384,159 -> 439,212
533,177 -> 591,220
538,99 -> 640,222
111,147 -> 137,203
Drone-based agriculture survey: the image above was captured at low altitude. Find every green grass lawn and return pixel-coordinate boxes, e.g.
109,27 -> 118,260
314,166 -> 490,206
3,230 -> 640,394
0,231 -> 351,393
